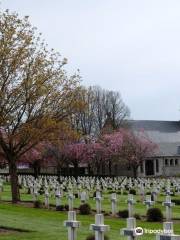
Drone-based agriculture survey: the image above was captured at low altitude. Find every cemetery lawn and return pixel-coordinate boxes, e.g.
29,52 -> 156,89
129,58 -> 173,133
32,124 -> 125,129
0,184 -> 179,240
0,202 -> 179,240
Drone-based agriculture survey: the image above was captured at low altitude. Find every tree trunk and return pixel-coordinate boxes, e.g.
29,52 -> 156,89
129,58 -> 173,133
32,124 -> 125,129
96,163 -> 100,176
88,164 -> 91,175
108,160 -> 112,176
57,164 -> 61,182
9,159 -> 20,203
132,166 -> 138,178
73,162 -> 79,177
33,161 -> 40,179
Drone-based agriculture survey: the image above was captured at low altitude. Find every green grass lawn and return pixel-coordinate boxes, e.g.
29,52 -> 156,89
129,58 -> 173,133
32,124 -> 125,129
0,184 -> 179,240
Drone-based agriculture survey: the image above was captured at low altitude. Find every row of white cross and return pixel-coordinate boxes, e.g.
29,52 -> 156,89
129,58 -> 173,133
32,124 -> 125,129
64,194 -> 180,240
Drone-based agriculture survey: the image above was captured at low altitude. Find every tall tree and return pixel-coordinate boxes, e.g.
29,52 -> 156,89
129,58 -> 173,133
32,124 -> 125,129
0,10 -> 81,202
70,86 -> 130,137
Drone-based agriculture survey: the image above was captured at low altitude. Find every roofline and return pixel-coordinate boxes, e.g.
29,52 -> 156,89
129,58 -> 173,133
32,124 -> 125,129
128,120 -> 180,123
147,155 -> 180,158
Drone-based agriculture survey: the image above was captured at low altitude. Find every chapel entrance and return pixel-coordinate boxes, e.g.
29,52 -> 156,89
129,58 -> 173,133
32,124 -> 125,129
145,160 -> 154,176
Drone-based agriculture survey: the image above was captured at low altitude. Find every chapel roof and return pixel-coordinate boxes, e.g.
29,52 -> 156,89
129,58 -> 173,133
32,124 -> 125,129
129,120 -> 180,156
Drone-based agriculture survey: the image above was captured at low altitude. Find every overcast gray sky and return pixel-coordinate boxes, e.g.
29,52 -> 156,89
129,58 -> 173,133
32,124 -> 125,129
2,0 -> 180,121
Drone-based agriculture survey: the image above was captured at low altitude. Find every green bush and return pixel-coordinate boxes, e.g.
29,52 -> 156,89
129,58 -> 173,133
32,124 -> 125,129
64,204 -> 69,211
33,200 -> 42,208
56,205 -> 64,211
172,199 -> 180,205
129,189 -> 136,195
79,203 -> 91,215
123,191 -> 128,195
134,213 -> 141,220
74,193 -> 78,198
118,209 -> 128,218
38,188 -> 44,195
146,208 -> 163,222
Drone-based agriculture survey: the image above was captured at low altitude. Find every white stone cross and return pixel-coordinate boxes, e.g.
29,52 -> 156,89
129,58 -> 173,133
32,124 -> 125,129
127,194 -> 135,218
166,185 -> 173,196
64,211 -> 80,240
55,187 -> 62,207
77,185 -> 81,198
68,193 -> 75,211
121,217 -> 143,240
156,222 -> 180,240
163,196 -> 175,222
90,214 -> 109,240
144,195 -> 154,209
80,191 -> 87,203
33,184 -> 39,202
95,192 -> 103,214
44,188 -> 49,208
151,189 -> 157,202
110,193 -> 117,216
139,184 -> 145,202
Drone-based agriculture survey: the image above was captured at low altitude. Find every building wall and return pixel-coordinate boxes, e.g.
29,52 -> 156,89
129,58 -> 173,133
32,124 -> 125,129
138,157 -> 180,177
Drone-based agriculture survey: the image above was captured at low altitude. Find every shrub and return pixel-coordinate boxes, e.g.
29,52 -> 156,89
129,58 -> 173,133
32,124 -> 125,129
64,204 -> 69,211
108,190 -> 115,194
129,189 -> 136,195
134,213 -> 141,220
33,200 -> 42,208
146,208 -> 163,222
125,186 -> 129,191
146,192 -> 151,195
79,203 -> 91,215
116,191 -> 122,194
86,234 -> 109,240
38,188 -> 44,195
172,199 -> 180,205
56,205 -> 64,211
74,193 -> 78,198
123,191 -> 128,195
118,209 -> 128,218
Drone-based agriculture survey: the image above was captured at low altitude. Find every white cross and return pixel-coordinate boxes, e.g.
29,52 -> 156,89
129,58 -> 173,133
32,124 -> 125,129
121,217 -> 143,240
44,188 -> 49,208
144,195 -> 154,209
127,194 -> 135,218
90,214 -> 109,240
80,191 -> 87,203
163,196 -> 175,221
110,193 -> 117,216
64,211 -> 80,240
95,192 -> 103,214
55,187 -> 62,207
156,222 -> 180,240
68,193 -> 75,211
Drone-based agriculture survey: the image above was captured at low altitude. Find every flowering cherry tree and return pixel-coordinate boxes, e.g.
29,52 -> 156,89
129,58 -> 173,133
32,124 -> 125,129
64,143 -> 88,176
99,131 -> 123,175
19,143 -> 46,178
120,129 -> 157,177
